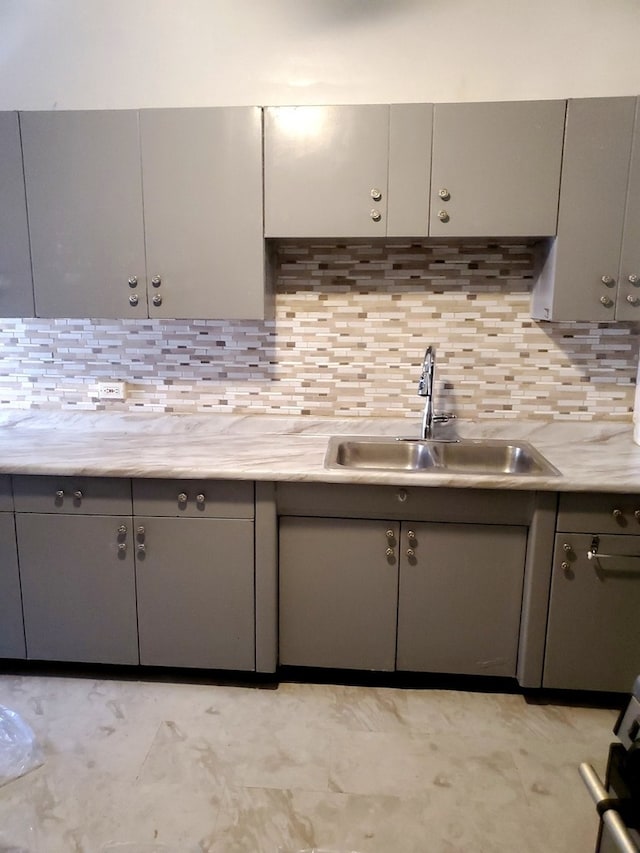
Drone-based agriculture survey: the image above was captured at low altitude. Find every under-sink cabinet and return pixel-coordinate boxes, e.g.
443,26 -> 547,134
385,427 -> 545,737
13,476 -> 138,665
277,484 -> 544,679
0,475 -> 24,658
543,493 -> 640,692
132,479 -> 256,670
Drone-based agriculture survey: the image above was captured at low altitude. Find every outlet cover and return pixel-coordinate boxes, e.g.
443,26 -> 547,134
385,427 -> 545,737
97,381 -> 127,401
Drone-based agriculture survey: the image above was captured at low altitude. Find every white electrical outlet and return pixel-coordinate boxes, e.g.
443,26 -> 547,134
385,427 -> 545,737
97,381 -> 127,401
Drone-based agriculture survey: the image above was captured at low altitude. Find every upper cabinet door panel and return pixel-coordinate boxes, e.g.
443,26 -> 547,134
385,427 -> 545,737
21,110 -> 147,319
617,97 -> 640,320
386,103 -> 433,238
140,107 -> 266,320
0,112 -> 34,317
264,105 -> 389,238
429,100 -> 566,237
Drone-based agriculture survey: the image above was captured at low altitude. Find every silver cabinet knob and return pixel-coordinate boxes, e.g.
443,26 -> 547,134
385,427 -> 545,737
370,188 -> 382,202
370,209 -> 382,222
137,543 -> 146,553
613,508 -> 623,519
73,490 -> 83,500
177,492 -> 188,503
55,489 -> 64,499
117,524 -> 127,535
437,210 -> 450,222
152,295 -> 162,307
407,529 -> 416,541
406,548 -> 415,558
396,489 -> 408,503
385,529 -> 394,540
600,296 -> 613,306
196,493 -> 205,504
118,543 -> 127,552
137,526 -> 145,536
129,295 -> 139,306
385,547 -> 394,557
438,188 -> 450,201
601,275 -> 615,285
128,276 -> 138,287
563,543 -> 572,553
151,276 -> 162,287
629,274 -> 640,285
627,294 -> 639,305
561,561 -> 570,571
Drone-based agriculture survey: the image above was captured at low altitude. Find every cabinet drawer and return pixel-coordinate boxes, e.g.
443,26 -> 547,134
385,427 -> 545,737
12,476 -> 132,515
132,479 -> 254,518
276,483 -> 534,525
557,493 -> 640,534
0,475 -> 13,511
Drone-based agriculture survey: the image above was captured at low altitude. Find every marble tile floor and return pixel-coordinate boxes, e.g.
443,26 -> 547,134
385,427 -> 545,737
0,671 -> 622,853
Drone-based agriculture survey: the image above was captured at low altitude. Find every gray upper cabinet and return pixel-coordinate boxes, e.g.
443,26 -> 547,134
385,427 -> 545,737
21,110 -> 147,319
386,103 -> 433,237
0,112 -> 34,317
531,97 -> 638,321
139,107 -> 267,319
264,105 -> 390,238
429,100 -> 566,237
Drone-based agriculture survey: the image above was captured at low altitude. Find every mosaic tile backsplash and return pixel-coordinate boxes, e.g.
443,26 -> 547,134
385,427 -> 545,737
0,241 -> 638,421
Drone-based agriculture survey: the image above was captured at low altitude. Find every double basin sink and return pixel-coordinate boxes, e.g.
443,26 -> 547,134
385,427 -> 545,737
324,436 -> 560,477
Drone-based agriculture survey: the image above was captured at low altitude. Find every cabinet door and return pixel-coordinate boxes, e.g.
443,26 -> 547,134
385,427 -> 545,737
0,513 -> 25,659
279,517 -> 398,670
532,97 -> 636,321
429,100 -> 565,237
21,110 -> 147,318
397,522 -> 527,676
135,516 -> 255,670
0,112 -> 34,317
140,107 -> 266,319
544,533 -> 640,692
617,97 -> 640,319
264,105 -> 389,237
16,513 -> 138,664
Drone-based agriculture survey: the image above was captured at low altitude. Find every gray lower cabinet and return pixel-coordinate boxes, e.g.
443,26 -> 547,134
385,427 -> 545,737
279,511 -> 528,676
396,522 -> 527,676
0,475 -> 24,658
279,517 -> 399,670
544,494 -> 640,692
532,97 -> 640,321
133,479 -> 255,670
0,112 -> 34,317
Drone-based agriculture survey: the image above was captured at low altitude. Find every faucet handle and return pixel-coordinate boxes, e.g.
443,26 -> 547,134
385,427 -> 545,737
433,413 -> 456,425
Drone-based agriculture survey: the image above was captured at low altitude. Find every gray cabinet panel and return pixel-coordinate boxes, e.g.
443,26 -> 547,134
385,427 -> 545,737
617,97 -> 640,319
0,475 -> 13,512
136,516 -> 255,670
429,100 -> 565,237
544,533 -> 640,692
140,107 -> 266,319
17,513 -> 138,664
132,478 -> 254,518
387,104 -> 432,237
264,105 -> 389,238
21,110 -> 147,319
279,517 -> 398,670
13,475 -> 132,515
0,112 -> 34,317
557,493 -> 640,535
532,97 -> 636,321
0,513 -> 25,658
396,522 -> 527,676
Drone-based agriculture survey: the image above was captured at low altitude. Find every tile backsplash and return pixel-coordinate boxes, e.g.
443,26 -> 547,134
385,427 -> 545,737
1,240 -> 638,421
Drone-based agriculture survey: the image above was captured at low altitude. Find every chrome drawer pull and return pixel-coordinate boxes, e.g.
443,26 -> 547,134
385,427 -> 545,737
579,763 -> 639,853
587,537 -> 640,573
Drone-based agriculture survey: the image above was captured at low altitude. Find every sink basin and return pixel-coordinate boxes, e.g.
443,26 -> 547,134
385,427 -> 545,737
324,436 -> 560,476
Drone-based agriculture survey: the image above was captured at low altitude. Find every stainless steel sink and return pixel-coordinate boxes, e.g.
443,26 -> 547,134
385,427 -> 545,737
324,436 -> 560,476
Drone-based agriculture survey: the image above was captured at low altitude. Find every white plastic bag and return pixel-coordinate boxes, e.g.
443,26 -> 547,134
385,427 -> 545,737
0,705 -> 43,788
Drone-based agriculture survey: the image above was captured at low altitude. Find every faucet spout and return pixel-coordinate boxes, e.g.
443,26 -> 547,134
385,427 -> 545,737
416,346 -> 454,440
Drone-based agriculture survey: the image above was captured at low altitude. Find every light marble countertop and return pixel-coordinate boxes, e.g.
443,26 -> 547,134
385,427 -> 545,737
0,409 -> 638,492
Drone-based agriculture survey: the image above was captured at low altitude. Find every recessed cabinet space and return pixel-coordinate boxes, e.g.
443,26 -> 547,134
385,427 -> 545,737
0,112 -> 34,318
132,479 -> 256,671
13,476 -> 138,665
20,107 -> 268,320
544,494 -> 640,692
264,104 -> 433,238
0,475 -> 24,659
532,97 -> 640,321
277,484 -> 532,677
429,100 -> 566,238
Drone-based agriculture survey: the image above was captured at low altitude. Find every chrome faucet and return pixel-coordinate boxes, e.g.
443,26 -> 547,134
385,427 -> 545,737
417,346 -> 453,439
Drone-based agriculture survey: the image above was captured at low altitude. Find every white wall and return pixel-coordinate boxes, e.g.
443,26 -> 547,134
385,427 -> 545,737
1,0 -> 639,110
